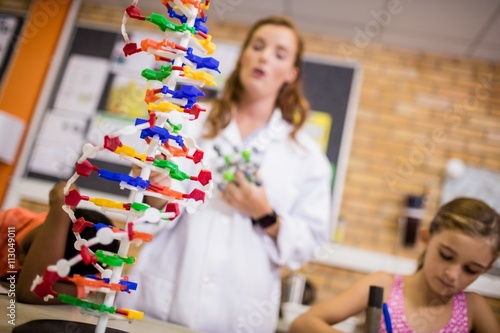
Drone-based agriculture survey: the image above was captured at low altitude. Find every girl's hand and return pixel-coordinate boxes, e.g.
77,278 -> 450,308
149,169 -> 171,187
131,155 -> 171,209
131,155 -> 171,187
49,181 -> 77,210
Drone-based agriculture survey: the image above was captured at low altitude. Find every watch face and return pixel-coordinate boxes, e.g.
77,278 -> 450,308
253,210 -> 277,228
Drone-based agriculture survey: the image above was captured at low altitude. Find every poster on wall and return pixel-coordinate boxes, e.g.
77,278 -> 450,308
0,13 -> 22,83
53,55 -> 110,116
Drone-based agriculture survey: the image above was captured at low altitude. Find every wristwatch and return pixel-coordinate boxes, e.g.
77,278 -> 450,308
251,210 -> 278,229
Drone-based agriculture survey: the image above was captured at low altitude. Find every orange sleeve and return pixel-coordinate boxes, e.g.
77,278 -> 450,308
76,284 -> 89,299
0,207 -> 48,277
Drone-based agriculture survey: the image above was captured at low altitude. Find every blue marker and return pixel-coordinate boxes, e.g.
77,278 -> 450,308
383,303 -> 393,333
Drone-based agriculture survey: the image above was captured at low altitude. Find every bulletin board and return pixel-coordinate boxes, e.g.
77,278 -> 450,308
19,25 -> 362,234
25,27 -> 107,193
0,12 -> 24,84
24,26 -> 163,196
300,57 -> 362,236
301,58 -> 359,174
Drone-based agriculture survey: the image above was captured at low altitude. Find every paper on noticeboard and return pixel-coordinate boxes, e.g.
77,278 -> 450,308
0,111 -> 25,164
28,111 -> 85,178
53,55 -> 110,117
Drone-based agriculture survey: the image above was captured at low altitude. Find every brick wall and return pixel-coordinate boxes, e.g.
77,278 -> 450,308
5,0 -> 499,323
0,0 -> 31,12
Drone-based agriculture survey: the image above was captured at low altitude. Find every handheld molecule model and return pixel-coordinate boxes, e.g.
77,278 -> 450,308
30,1 -> 219,332
213,144 -> 262,190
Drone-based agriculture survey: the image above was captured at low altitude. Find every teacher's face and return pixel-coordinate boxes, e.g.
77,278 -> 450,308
239,24 -> 298,100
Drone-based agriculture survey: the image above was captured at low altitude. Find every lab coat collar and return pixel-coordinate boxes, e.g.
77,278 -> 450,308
267,108 -> 291,141
220,108 -> 291,147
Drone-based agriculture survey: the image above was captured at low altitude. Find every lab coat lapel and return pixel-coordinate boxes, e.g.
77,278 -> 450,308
220,117 -> 243,146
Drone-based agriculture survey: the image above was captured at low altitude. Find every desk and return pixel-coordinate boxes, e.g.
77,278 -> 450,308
0,295 -> 202,333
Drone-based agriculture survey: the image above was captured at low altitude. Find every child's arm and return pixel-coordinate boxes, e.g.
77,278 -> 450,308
289,272 -> 392,333
16,181 -> 77,304
467,292 -> 500,333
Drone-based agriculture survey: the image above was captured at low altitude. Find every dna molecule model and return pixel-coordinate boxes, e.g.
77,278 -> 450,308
31,1 -> 219,332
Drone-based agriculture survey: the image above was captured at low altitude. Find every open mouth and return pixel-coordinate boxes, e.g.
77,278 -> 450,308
252,68 -> 265,78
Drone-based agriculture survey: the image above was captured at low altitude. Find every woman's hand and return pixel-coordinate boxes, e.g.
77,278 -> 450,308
221,171 -> 273,220
222,171 -> 280,238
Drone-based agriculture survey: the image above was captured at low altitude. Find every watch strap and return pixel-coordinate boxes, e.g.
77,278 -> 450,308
251,210 -> 277,229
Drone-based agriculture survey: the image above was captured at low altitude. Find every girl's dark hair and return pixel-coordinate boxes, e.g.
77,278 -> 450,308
65,208 -> 119,276
204,15 -> 309,141
417,197 -> 500,270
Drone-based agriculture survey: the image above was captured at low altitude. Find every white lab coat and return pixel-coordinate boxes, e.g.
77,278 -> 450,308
116,108 -> 332,333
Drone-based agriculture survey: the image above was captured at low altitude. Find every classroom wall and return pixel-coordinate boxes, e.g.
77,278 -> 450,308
3,0 -> 499,321
0,0 -> 72,204
72,2 -> 500,258
5,2 -> 499,255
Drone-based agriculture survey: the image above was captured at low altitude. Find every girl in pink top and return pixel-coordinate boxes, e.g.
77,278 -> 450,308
290,197 -> 500,333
